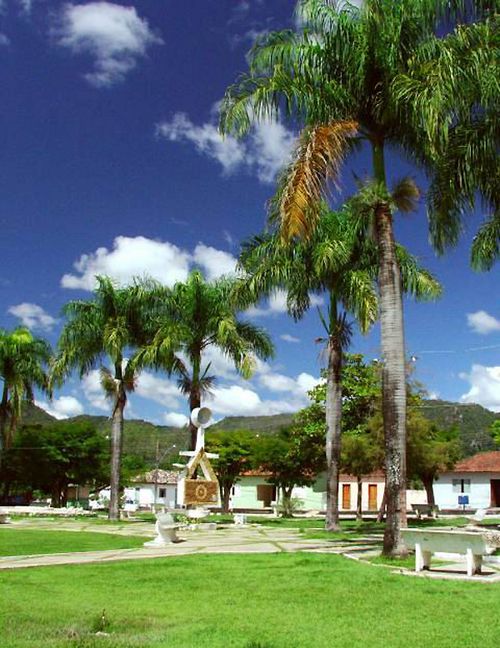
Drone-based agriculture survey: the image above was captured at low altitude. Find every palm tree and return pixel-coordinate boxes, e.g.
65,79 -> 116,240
219,0 -> 493,555
239,203 -> 440,530
134,271 -> 274,450
51,276 -> 154,520
0,327 -> 51,452
240,207 -> 376,530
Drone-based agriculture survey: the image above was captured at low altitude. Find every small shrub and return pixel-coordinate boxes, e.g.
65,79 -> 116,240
277,497 -> 303,518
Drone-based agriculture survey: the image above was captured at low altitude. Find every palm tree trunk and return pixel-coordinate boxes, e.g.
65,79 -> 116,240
189,354 -> 201,450
325,305 -> 343,532
374,200 -> 408,556
109,388 -> 126,521
372,140 -> 408,557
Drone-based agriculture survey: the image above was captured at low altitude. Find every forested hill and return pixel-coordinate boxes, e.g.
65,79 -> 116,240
211,413 -> 295,433
22,399 -> 499,462
414,399 -> 499,455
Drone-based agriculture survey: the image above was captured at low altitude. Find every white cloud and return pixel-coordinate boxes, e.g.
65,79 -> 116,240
192,243 -> 237,280
259,371 -> 319,399
61,236 -> 241,291
208,384 -> 297,416
247,289 -> 324,317
8,302 -> 57,331
36,395 -> 84,420
163,412 -> 188,427
18,0 -> 35,14
61,236 -> 191,290
196,345 -> 240,380
0,33 -> 10,46
54,2 -> 162,87
135,372 -> 181,409
157,113 -> 246,175
222,230 -> 234,247
156,109 -> 295,184
460,364 -> 500,412
467,310 -> 500,335
205,369 -> 320,417
81,370 -> 109,412
427,391 -> 439,400
280,334 -> 300,343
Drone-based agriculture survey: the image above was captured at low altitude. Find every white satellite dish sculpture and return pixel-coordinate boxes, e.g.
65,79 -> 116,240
176,407 -> 220,509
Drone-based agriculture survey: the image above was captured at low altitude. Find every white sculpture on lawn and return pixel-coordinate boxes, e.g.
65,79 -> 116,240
144,407 -> 219,547
176,407 -> 220,512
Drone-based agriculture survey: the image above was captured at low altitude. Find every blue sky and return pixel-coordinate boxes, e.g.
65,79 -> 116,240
0,0 -> 499,425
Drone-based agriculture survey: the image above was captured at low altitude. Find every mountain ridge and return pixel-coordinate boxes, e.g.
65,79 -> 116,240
22,398 -> 499,460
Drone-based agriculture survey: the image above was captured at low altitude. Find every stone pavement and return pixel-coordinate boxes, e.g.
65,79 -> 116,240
0,524 -> 339,570
1,521 -> 499,581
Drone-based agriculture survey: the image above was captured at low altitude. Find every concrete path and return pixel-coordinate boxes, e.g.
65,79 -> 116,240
0,524 -> 338,570
2,521 -> 499,581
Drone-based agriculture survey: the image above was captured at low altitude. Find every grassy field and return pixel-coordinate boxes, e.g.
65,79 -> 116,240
0,529 -> 148,556
1,553 -> 498,648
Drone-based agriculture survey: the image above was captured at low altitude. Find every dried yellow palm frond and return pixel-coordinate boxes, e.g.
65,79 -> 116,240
279,120 -> 358,241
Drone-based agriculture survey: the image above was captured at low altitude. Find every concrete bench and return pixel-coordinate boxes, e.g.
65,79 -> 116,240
144,512 -> 181,547
411,504 -> 439,519
402,528 -> 497,577
0,509 -> 11,524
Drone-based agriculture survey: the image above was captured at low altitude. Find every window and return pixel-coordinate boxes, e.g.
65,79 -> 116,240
452,479 -> 471,493
158,488 -> 167,498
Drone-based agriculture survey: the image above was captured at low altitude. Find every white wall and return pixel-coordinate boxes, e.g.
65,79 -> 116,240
126,484 -> 177,509
434,473 -> 495,510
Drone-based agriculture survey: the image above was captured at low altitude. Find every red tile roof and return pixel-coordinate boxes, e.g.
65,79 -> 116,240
451,451 -> 500,473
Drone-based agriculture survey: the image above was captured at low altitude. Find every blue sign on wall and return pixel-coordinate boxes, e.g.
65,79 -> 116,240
458,495 -> 469,506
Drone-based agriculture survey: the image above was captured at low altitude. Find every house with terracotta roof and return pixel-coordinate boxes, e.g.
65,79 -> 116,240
230,470 -> 426,513
434,451 -> 500,510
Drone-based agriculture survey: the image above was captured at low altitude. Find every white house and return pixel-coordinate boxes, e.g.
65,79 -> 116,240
434,451 -> 500,511
230,470 -> 424,512
95,469 -> 179,510
126,469 -> 178,510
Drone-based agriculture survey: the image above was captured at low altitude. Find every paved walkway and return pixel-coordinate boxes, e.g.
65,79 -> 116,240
1,521 -> 499,581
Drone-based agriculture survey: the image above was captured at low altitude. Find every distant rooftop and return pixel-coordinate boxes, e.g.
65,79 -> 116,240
132,469 -> 179,485
451,451 -> 500,473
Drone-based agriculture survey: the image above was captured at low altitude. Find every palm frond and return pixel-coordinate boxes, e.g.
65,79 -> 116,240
471,213 -> 500,271
273,121 -> 358,240
391,177 -> 420,214
99,366 -> 118,400
396,246 -> 443,301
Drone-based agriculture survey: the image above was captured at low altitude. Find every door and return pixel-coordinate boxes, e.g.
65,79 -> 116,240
490,480 -> 500,507
368,484 -> 378,511
342,484 -> 351,510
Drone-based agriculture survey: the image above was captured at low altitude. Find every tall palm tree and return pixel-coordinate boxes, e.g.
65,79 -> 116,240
0,327 -> 51,452
134,271 -> 274,450
219,0 -> 494,555
239,203 -> 440,530
51,276 -> 154,520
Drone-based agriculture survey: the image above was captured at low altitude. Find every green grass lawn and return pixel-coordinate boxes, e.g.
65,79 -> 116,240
0,529 -> 148,556
1,553 -> 498,648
